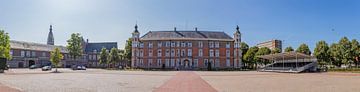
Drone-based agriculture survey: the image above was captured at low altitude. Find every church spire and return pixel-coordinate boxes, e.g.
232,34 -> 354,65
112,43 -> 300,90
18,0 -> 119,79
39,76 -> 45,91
134,24 -> 139,33
47,25 -> 54,45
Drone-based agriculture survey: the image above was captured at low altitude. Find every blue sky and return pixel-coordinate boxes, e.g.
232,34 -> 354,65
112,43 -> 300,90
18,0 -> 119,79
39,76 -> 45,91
1,0 -> 360,51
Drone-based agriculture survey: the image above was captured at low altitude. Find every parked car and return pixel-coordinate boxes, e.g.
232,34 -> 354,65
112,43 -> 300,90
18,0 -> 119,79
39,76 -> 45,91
72,65 -> 86,70
29,65 -> 38,69
42,66 -> 52,71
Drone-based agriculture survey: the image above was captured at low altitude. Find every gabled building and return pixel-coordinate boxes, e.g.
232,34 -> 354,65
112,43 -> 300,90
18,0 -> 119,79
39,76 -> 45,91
8,25 -> 117,68
131,25 -> 243,69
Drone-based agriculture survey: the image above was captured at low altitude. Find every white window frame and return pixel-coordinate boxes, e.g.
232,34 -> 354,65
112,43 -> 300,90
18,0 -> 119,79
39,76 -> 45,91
148,50 -> 153,57
165,49 -> 170,57
215,49 -> 220,57
198,49 -> 203,56
226,59 -> 230,67
187,49 -> 192,56
157,49 -> 162,57
215,42 -> 220,48
148,42 -> 153,48
158,42 -> 162,48
209,49 -> 214,57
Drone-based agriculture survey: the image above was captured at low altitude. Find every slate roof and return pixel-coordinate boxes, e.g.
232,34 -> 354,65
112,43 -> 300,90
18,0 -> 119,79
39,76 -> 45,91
84,42 -> 118,53
141,31 -> 233,41
10,40 -> 68,53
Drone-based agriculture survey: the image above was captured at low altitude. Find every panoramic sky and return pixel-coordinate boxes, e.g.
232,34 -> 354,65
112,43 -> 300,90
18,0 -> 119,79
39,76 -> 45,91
1,0 -> 360,50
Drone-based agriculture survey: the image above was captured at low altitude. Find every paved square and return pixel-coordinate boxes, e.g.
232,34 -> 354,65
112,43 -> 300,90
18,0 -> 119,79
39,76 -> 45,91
1,69 -> 360,92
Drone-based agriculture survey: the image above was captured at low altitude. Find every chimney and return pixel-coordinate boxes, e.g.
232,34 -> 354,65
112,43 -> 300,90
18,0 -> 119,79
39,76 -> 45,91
174,27 -> 177,31
195,27 -> 198,31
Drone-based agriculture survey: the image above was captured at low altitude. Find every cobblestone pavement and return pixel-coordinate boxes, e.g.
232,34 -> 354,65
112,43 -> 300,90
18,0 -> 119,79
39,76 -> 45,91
154,71 -> 217,92
1,69 -> 360,92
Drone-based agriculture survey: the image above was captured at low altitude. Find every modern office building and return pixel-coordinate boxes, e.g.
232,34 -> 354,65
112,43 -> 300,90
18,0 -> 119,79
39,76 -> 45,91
131,25 -> 243,69
7,25 -> 117,68
257,39 -> 282,51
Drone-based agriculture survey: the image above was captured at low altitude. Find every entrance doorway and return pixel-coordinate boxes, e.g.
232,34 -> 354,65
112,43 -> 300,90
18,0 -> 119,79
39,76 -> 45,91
29,60 -> 35,67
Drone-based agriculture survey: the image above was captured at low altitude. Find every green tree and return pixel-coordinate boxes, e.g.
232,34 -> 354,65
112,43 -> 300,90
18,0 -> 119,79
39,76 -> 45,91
50,48 -> 64,73
296,43 -> 311,55
330,43 -> 342,67
255,47 -> 271,67
240,42 -> 249,55
243,46 -> 258,69
124,38 -> 132,66
351,39 -> 360,67
108,48 -> 120,68
0,30 -> 11,60
66,33 -> 83,60
271,48 -> 281,54
284,46 -> 294,52
118,49 -> 126,67
314,40 -> 330,67
240,42 -> 249,67
338,37 -> 352,67
99,48 -> 109,67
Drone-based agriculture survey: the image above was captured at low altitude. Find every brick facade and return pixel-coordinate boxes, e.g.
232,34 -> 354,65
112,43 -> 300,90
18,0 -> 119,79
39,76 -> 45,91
132,25 -> 243,69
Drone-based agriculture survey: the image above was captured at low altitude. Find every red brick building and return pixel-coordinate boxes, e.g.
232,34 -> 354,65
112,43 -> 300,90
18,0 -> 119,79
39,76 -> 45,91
131,25 -> 243,69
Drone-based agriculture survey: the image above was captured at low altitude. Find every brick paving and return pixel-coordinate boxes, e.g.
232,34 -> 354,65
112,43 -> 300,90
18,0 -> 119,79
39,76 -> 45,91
154,71 -> 217,92
0,83 -> 21,92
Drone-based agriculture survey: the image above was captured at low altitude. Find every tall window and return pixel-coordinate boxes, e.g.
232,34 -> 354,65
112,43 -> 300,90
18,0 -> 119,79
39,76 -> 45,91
148,50 -> 153,57
158,42 -> 162,48
157,59 -> 162,66
21,51 -> 25,57
148,59 -> 153,66
148,42 -> 153,48
171,42 -> 175,47
171,49 -> 175,57
181,49 -> 185,56
226,42 -> 230,48
181,42 -> 186,47
165,49 -> 170,57
187,49 -> 192,56
209,41 -> 214,48
157,49 -> 162,57
204,59 -> 208,67
165,41 -> 170,47
187,42 -> 192,47
209,49 -> 214,57
215,42 -> 220,48
226,50 -> 230,57
215,50 -> 219,57
171,59 -> 175,67
139,43 -> 144,48
194,59 -> 198,67
226,59 -> 230,67
140,50 -> 144,57
198,49 -> 203,56
198,41 -> 203,48
140,59 -> 144,66
165,59 -> 170,67
215,59 -> 220,67
26,51 -> 31,57
176,41 -> 180,47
